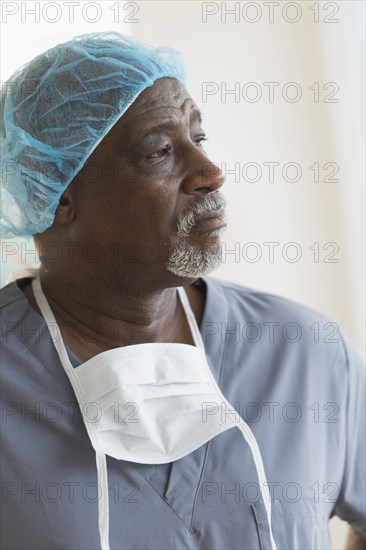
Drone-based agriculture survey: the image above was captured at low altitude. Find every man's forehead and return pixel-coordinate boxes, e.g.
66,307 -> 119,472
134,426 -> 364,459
121,78 -> 200,127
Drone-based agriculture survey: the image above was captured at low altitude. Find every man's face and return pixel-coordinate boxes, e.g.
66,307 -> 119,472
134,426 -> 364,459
68,78 -> 226,288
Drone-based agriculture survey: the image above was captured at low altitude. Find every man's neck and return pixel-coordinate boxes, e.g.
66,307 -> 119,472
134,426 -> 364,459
19,275 -> 206,363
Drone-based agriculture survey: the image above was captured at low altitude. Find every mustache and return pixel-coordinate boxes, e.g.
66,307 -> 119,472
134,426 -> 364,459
176,192 -> 227,237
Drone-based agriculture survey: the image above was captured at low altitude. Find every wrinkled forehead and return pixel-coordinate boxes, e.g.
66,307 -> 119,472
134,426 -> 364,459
105,78 -> 201,142
121,78 -> 198,121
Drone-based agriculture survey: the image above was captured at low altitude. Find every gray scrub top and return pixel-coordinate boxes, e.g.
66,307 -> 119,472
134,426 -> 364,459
1,275 -> 365,550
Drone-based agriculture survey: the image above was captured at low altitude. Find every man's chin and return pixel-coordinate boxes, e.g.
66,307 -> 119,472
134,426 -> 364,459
166,236 -> 222,279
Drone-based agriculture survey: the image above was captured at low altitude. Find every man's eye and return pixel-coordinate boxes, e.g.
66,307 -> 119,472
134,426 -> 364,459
147,145 -> 171,159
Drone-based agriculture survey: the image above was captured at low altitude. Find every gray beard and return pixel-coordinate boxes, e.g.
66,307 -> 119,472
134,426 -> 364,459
166,230 -> 224,278
166,192 -> 226,279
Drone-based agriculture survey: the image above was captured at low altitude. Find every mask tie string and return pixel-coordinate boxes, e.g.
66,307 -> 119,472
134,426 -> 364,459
96,452 -> 110,550
236,420 -> 277,550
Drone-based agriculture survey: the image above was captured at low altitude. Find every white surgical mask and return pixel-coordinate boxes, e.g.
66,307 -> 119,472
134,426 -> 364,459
31,276 -> 277,550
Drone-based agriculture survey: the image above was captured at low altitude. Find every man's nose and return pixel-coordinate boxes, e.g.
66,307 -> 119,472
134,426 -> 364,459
181,148 -> 225,195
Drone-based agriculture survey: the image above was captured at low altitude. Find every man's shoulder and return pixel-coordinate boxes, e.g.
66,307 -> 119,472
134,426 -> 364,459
0,280 -> 27,317
1,269 -> 39,314
204,276 -> 365,382
0,281 -> 35,352
205,275 -> 332,326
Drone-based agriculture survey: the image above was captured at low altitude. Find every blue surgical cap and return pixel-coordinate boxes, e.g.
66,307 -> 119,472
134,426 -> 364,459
0,32 -> 186,238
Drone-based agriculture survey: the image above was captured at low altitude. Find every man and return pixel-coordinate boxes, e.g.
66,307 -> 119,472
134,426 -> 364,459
1,32 -> 365,550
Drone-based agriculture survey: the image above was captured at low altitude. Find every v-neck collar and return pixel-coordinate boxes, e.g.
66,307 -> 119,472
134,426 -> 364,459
135,276 -> 230,531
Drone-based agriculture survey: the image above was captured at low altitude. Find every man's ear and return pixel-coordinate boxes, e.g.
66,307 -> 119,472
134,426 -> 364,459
53,179 -> 78,225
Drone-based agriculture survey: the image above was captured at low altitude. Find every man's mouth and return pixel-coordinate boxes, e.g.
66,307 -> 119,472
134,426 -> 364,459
192,208 -> 227,234
175,193 -> 227,237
